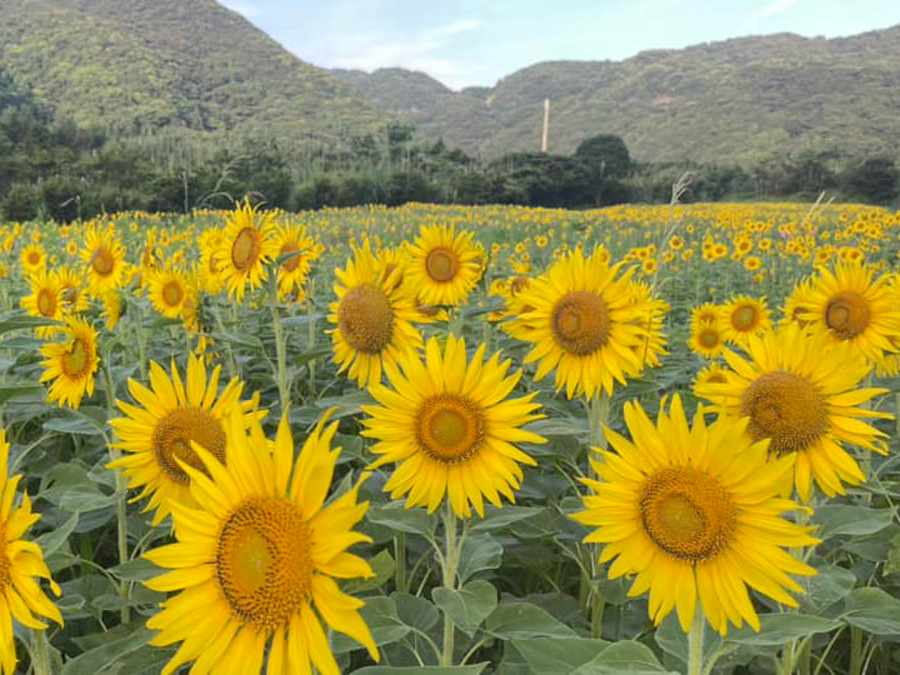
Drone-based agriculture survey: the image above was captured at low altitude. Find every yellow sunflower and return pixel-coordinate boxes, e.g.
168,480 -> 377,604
696,323 -> 891,502
629,281 -> 668,371
274,223 -> 321,301
108,355 -> 264,525
509,246 -> 656,399
691,303 -> 720,325
328,241 -> 423,388
19,244 -> 46,277
796,261 -> 900,363
102,291 -> 123,332
56,266 -> 89,314
80,222 -> 127,296
688,318 -> 725,359
572,395 -> 817,635
0,430 -> 63,674
403,223 -> 484,307
147,266 -> 190,320
363,334 -> 546,518
198,227 -> 226,294
719,295 -> 770,347
20,270 -> 63,338
144,411 -> 378,675
39,316 -> 99,409
781,277 -> 815,328
215,199 -> 276,301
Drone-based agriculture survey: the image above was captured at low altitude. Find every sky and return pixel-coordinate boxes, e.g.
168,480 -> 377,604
219,0 -> 900,90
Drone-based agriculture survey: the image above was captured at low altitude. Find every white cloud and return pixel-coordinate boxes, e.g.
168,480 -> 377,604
320,18 -> 485,89
760,0 -> 800,16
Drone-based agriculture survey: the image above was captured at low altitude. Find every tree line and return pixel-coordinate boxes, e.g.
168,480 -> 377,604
1,71 -> 898,221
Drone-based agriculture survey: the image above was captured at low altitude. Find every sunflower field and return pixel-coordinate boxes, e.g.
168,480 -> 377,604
0,199 -> 899,675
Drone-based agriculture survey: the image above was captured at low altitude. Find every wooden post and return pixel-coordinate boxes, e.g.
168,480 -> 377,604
541,98 -> 550,153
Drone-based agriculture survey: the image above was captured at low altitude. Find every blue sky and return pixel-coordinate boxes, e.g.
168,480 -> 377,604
219,0 -> 900,90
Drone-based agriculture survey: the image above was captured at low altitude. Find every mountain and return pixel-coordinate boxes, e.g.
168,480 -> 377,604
0,0 -> 384,141
332,27 -> 900,163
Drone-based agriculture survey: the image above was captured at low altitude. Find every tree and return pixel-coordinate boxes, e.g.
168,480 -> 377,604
574,134 -> 632,206
844,158 -> 899,204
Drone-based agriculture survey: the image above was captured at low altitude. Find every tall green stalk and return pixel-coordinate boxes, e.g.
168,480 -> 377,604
687,605 -> 706,675
270,302 -> 289,415
440,501 -> 462,666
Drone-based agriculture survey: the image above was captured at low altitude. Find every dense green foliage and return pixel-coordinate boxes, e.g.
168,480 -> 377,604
334,27 -> 900,163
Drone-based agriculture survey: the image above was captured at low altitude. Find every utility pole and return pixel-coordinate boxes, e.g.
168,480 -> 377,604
541,98 -> 550,153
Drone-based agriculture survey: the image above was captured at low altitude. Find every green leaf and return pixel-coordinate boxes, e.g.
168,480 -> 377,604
0,315 -> 61,334
432,580 -> 498,636
344,549 -> 395,593
843,587 -> 900,635
469,506 -> 544,533
727,614 -> 841,646
353,665 -> 487,675
58,485 -> 117,513
332,596 -> 409,654
0,384 -> 44,405
572,641 -> 675,674
798,564 -> 857,613
814,505 -> 893,538
367,504 -> 436,538
393,592 -> 440,633
885,533 -> 900,576
513,637 -> 609,675
486,601 -> 577,639
457,533 -> 502,584
108,558 -> 162,582
44,413 -> 104,436
60,627 -> 152,675
34,513 -> 79,557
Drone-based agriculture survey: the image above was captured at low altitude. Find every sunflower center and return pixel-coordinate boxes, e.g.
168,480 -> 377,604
61,338 -> 90,379
62,287 -> 78,308
640,467 -> 735,562
231,227 -> 260,271
27,252 -> 40,265
825,291 -> 869,339
510,277 -> 529,296
37,288 -> 56,317
216,497 -> 312,629
425,247 -> 459,283
338,284 -> 394,354
551,291 -> 610,356
416,395 -> 485,463
162,280 -> 184,308
151,408 -> 226,484
91,248 -> 115,276
741,370 -> 828,456
279,242 -> 302,273
698,327 -> 720,349
731,305 -> 757,332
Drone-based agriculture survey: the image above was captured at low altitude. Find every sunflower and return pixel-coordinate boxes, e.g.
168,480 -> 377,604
143,410 -> 378,675
108,355 -> 264,525
689,318 -> 725,359
20,270 -> 63,338
509,246 -> 656,399
273,223 -> 321,301
39,316 -> 99,409
198,227 -> 226,294
403,223 -> 483,307
80,222 -> 127,296
719,295 -> 770,347
782,277 -> 815,328
147,266 -> 190,319
363,334 -> 546,518
795,261 -> 900,363
102,291 -> 123,331
215,199 -> 276,301
56,266 -> 89,314
629,281 -> 668,371
328,241 -> 423,388
696,323 -> 891,502
0,430 -> 63,674
572,395 -> 817,635
19,244 -> 46,277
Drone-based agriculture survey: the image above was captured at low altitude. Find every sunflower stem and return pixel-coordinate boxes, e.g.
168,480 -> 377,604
102,353 -> 130,626
270,302 -> 290,416
849,625 -> 863,675
394,532 -> 407,593
440,501 -> 461,666
687,605 -> 705,675
307,278 -> 317,401
29,628 -> 51,675
587,390 -> 609,451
